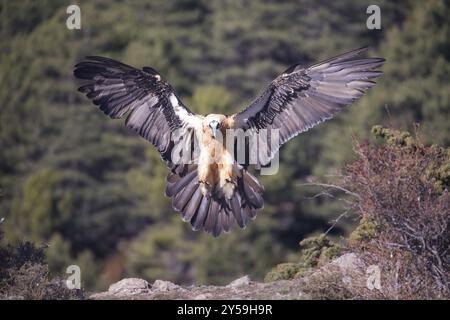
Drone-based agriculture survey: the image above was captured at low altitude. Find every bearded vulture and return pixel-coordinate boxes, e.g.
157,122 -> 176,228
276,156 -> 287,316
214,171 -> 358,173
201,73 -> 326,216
74,47 -> 384,237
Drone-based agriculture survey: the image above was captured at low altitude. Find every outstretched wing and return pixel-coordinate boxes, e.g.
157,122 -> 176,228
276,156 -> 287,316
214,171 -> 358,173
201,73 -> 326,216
232,47 -> 385,164
74,56 -> 202,168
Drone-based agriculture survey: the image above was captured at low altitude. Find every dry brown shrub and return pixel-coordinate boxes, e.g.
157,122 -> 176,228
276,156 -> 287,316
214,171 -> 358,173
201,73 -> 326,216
342,127 -> 449,299
0,222 -> 84,300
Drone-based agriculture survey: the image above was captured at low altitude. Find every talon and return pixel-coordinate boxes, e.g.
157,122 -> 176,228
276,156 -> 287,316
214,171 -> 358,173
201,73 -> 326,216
200,180 -> 212,196
199,180 -> 211,186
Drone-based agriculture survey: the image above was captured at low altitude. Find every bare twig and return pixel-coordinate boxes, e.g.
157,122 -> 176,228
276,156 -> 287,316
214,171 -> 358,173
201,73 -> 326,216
298,182 -> 360,199
324,208 -> 351,236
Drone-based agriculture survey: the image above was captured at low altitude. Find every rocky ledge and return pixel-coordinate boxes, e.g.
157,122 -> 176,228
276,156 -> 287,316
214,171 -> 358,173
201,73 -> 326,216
90,253 -> 364,300
90,276 -> 305,300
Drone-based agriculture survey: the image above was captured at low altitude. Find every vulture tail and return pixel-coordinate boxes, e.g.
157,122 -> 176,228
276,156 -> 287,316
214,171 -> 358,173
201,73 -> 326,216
165,166 -> 264,237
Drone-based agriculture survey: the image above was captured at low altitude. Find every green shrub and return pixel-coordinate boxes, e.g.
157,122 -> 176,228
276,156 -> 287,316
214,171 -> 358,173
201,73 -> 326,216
264,234 -> 341,282
299,235 -> 341,268
264,263 -> 303,282
348,217 -> 377,244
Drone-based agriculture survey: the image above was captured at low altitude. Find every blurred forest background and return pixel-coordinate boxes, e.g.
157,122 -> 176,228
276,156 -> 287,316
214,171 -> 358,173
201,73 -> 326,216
0,0 -> 448,291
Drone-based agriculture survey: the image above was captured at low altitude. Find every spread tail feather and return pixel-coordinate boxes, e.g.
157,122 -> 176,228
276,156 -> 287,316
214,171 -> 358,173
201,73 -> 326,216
165,166 -> 264,236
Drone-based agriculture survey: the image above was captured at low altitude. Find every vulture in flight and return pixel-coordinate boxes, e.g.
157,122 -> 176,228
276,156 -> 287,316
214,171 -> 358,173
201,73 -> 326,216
74,47 -> 384,237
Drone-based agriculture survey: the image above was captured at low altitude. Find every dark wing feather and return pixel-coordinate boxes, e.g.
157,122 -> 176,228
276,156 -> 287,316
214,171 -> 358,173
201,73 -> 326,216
233,47 -> 385,165
74,56 -> 201,167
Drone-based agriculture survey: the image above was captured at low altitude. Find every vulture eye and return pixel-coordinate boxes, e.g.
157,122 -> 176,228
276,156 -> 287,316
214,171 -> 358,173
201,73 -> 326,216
209,120 -> 220,129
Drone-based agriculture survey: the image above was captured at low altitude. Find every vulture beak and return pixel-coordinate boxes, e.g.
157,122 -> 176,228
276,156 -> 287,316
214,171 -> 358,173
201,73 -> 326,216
208,120 -> 220,139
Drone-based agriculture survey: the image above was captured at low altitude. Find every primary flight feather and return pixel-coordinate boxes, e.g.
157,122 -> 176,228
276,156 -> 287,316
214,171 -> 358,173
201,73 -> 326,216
74,47 -> 384,237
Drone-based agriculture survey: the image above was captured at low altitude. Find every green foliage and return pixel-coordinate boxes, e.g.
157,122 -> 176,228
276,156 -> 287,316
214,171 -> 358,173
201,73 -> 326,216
264,234 -> 341,282
124,220 -> 188,283
317,0 -> 450,175
187,85 -> 235,115
372,125 -> 450,193
429,159 -> 450,194
377,0 -> 450,146
264,263 -> 303,282
371,125 -> 415,149
191,223 -> 285,285
348,217 -> 377,243
8,169 -> 67,241
299,235 -> 341,268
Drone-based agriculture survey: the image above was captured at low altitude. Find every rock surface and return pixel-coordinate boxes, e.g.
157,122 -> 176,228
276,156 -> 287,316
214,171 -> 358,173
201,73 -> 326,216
90,276 -> 305,300
97,278 -> 151,298
226,275 -> 251,288
90,254 -> 364,300
152,279 -> 182,292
